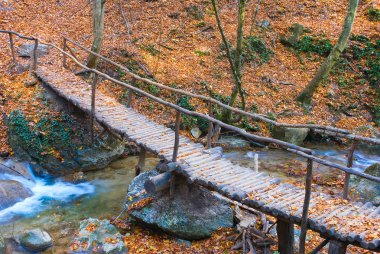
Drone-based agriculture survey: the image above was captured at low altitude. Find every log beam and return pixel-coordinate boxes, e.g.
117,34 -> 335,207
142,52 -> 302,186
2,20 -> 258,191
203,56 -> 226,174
277,219 -> 294,254
135,147 -> 146,176
328,240 -> 347,254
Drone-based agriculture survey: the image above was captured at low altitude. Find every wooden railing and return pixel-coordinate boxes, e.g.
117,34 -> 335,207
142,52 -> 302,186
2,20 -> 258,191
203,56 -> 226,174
1,31 -> 380,254
0,30 -> 39,85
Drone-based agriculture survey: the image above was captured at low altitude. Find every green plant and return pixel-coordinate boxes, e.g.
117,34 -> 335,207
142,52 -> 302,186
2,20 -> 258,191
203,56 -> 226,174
294,36 -> 333,56
241,117 -> 260,132
141,44 -> 161,56
242,36 -> 273,65
367,8 -> 380,21
194,50 -> 211,56
148,84 -> 160,96
220,36 -> 273,65
196,21 -> 206,28
177,96 -> 209,132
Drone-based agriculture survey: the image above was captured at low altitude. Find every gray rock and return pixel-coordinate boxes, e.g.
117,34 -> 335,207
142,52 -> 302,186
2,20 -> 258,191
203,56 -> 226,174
76,138 -> 126,172
356,163 -> 380,200
19,228 -> 53,252
125,170 -> 234,240
218,136 -> 250,149
176,239 -> 191,248
271,126 -> 309,145
69,218 -> 127,254
364,163 -> 380,177
258,19 -> 270,29
0,180 -> 32,210
373,195 -> 380,206
18,43 -> 49,58
0,159 -> 34,181
191,127 -> 202,139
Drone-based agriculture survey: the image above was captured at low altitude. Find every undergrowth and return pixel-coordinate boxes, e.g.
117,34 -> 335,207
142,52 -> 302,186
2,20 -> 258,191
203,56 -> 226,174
220,35 -> 273,65
177,96 -> 209,132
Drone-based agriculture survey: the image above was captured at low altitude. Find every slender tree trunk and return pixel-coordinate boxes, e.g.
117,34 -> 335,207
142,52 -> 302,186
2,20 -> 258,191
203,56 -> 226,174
87,0 -> 106,69
296,0 -> 358,106
228,0 -> 246,108
211,0 -> 247,122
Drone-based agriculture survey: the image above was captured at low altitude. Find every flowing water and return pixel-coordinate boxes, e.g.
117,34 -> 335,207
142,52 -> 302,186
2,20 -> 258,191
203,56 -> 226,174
0,144 -> 378,253
0,156 -> 160,253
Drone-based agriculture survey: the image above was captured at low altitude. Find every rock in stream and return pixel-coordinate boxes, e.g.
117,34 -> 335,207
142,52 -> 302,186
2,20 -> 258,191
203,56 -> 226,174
124,170 -> 234,240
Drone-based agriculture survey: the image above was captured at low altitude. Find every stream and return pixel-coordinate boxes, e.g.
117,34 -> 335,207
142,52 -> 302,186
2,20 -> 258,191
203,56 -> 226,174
0,144 -> 378,253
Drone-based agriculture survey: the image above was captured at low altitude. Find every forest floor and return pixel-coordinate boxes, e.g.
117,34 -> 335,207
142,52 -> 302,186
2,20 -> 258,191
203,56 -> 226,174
0,0 -> 379,253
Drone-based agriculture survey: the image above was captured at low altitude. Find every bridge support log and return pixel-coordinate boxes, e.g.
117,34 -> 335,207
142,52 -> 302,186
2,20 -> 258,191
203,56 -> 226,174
277,219 -> 294,254
328,240 -> 347,254
145,171 -> 173,194
135,147 -> 146,176
145,162 -> 182,194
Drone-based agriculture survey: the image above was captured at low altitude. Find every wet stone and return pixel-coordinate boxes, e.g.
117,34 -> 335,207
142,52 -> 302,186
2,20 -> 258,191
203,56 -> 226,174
19,228 -> 53,252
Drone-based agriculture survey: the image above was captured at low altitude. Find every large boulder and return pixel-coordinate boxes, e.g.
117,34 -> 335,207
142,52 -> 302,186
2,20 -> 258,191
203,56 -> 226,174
0,180 -> 32,210
18,43 -> 49,58
125,170 -> 234,240
19,228 -> 53,252
271,126 -> 309,145
69,218 -> 127,254
356,163 -> 380,200
7,109 -> 125,175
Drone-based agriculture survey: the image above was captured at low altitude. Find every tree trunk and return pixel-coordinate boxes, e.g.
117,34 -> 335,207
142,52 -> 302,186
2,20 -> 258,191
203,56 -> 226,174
87,0 -> 106,69
296,0 -> 358,106
227,0 -> 246,111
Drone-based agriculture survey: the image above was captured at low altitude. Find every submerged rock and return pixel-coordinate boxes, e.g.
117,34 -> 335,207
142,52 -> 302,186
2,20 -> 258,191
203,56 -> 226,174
0,180 -> 32,210
19,228 -> 53,252
271,126 -> 309,145
218,136 -> 250,149
125,170 -> 233,240
69,218 -> 127,254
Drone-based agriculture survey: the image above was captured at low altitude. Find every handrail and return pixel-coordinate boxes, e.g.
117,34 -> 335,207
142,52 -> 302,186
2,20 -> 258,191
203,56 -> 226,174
0,30 -> 37,41
63,36 -> 380,145
45,40 -> 380,184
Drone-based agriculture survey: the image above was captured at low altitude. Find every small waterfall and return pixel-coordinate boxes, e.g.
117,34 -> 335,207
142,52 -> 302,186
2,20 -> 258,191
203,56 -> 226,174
0,162 -> 95,224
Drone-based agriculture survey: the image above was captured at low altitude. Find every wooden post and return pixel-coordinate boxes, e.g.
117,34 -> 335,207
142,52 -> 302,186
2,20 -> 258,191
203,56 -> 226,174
127,79 -> 135,108
343,141 -> 358,199
90,73 -> 98,144
310,239 -> 329,254
32,39 -> 38,71
206,102 -> 213,149
172,110 -> 181,162
328,240 -> 347,254
277,219 -> 294,254
8,33 -> 16,64
135,147 -> 146,176
299,157 -> 313,254
62,37 -> 67,68
212,123 -> 221,143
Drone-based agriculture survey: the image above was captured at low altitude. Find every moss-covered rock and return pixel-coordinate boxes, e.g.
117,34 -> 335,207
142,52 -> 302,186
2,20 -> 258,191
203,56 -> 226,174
7,110 -> 125,176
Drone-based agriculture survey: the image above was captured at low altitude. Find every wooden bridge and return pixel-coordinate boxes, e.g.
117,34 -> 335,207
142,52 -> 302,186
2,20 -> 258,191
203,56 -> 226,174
1,30 -> 380,254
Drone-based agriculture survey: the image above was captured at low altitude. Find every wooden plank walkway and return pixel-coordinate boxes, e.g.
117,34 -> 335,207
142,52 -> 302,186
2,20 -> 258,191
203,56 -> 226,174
36,65 -> 380,252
